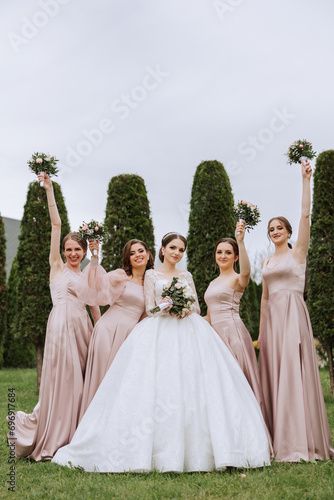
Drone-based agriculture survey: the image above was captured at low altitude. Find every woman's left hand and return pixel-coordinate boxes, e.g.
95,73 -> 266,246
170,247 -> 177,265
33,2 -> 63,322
88,239 -> 99,257
235,220 -> 246,243
301,159 -> 312,180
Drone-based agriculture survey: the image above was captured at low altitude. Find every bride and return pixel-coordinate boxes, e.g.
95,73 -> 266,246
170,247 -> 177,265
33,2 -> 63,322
52,232 -> 271,472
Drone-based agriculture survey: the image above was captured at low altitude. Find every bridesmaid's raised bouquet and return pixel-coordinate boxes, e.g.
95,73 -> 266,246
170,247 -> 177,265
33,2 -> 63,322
287,139 -> 316,165
150,276 -> 196,319
78,220 -> 105,242
234,200 -> 261,231
28,152 -> 59,184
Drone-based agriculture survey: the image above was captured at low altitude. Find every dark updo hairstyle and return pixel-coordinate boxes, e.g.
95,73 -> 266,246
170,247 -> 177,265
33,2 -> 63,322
62,232 -> 87,260
159,232 -> 187,262
267,216 -> 293,249
122,239 -> 154,276
214,237 -> 239,271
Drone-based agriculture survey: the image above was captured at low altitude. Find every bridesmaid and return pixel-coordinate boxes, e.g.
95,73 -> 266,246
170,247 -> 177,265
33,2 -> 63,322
204,221 -> 266,418
258,160 -> 333,461
11,173 -> 100,461
78,238 -> 154,418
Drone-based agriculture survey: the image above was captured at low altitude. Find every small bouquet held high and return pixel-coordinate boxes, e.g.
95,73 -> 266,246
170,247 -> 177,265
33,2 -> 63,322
234,200 -> 261,231
28,152 -> 59,187
150,276 -> 196,319
78,220 -> 105,256
287,139 -> 316,165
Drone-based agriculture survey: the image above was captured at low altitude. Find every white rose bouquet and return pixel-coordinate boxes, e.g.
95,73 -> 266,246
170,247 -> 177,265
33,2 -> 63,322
234,200 -> 261,231
78,220 -> 105,256
150,276 -> 196,319
28,152 -> 59,187
287,139 -> 316,165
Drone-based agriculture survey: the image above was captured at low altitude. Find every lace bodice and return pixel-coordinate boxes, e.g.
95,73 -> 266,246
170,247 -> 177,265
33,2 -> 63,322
144,269 -> 200,316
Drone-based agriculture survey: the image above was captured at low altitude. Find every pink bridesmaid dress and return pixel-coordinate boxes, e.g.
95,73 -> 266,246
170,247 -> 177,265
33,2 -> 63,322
12,267 -> 93,460
204,279 -> 266,420
259,252 -> 333,461
77,263 -> 145,418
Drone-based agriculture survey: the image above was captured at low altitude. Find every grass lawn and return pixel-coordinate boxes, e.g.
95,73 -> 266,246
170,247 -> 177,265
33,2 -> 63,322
1,368 -> 333,499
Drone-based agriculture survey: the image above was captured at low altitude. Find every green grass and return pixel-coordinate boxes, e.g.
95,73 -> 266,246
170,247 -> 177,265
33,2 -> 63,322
1,369 -> 333,499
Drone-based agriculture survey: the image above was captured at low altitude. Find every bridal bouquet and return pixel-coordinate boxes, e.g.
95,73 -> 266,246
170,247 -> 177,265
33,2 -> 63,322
287,139 -> 316,165
150,276 -> 196,319
78,220 -> 105,255
28,152 -> 59,186
78,220 -> 105,241
234,200 -> 261,231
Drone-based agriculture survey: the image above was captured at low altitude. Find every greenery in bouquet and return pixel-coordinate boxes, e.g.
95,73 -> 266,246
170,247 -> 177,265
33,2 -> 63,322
234,200 -> 261,231
78,220 -> 105,242
27,152 -> 59,177
287,139 -> 316,165
150,276 -> 196,318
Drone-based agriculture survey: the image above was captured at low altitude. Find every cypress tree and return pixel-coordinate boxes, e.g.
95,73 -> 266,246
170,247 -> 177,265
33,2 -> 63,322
308,150 -> 334,394
4,257 -> 35,367
187,161 -> 235,313
15,181 -> 70,386
102,174 -> 155,271
0,214 -> 6,367
240,280 -> 261,341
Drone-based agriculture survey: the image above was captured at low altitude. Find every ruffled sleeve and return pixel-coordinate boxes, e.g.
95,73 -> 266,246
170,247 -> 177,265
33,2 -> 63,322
143,270 -> 157,316
75,260 -> 128,306
183,271 -> 201,314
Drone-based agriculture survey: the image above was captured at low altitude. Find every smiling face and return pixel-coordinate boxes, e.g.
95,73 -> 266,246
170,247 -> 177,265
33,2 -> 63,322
63,238 -> 85,268
129,242 -> 149,269
268,218 -> 291,247
162,238 -> 186,265
215,241 -> 238,271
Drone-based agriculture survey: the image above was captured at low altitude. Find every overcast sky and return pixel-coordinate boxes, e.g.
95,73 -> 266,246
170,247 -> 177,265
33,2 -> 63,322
1,0 -> 333,268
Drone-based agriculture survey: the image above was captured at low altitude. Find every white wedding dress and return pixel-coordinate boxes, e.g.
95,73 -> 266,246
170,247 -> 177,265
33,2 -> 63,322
52,269 -> 270,472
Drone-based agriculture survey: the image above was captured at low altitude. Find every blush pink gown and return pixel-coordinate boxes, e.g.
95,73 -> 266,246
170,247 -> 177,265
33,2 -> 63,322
12,267 -> 93,461
77,263 -> 145,418
204,280 -> 267,422
259,252 -> 333,461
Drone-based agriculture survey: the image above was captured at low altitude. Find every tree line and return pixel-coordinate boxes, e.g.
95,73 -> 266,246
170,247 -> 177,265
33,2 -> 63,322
0,155 -> 333,393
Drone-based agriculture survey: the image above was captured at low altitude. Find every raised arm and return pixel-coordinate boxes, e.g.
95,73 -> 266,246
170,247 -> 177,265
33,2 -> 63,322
235,221 -> 250,290
38,173 -> 63,273
77,242 -> 127,307
294,160 -> 312,262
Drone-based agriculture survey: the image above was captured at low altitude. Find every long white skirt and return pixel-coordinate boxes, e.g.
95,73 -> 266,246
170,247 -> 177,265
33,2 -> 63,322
52,314 -> 270,472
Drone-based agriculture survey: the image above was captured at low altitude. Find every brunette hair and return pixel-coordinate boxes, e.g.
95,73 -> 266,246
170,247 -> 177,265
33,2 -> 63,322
267,216 -> 293,249
214,238 -> 239,271
159,232 -> 187,262
122,239 -> 154,276
62,232 -> 87,259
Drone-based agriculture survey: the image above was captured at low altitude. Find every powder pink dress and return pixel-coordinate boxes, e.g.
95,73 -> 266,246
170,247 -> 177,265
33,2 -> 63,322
259,252 -> 333,461
12,267 -> 92,461
204,280 -> 266,421
77,263 -> 145,418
